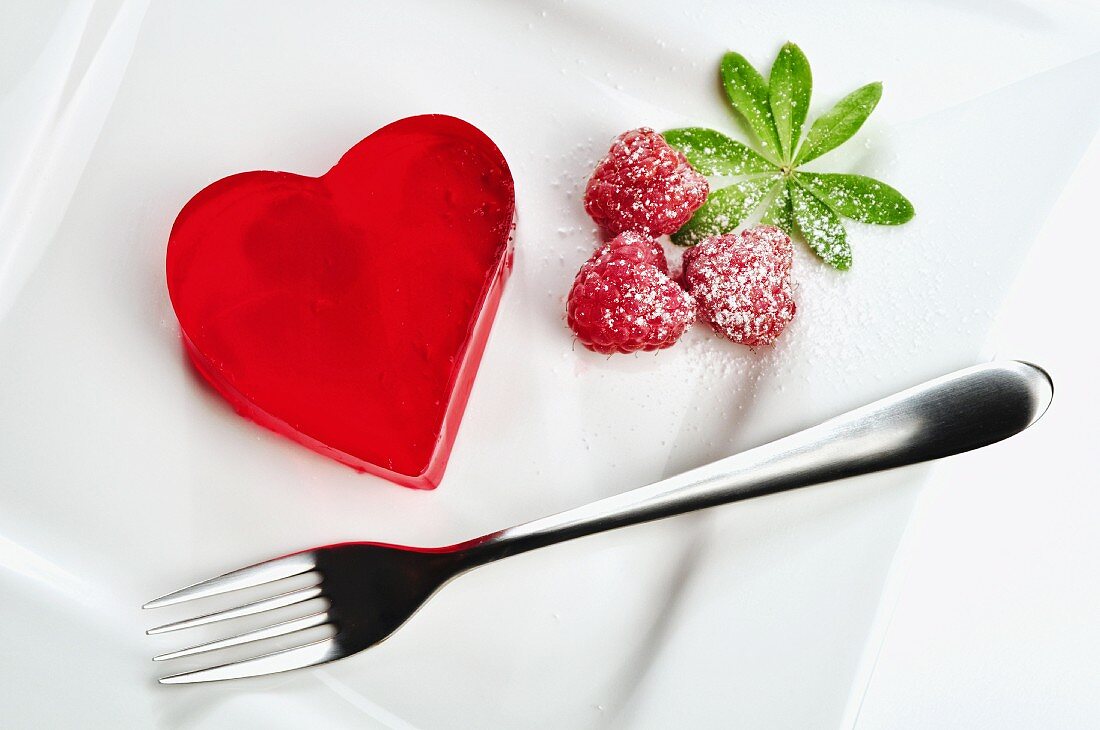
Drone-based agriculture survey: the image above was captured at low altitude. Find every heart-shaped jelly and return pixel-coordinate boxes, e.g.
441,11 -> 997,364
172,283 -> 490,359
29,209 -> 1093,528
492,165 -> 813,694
167,115 -> 515,489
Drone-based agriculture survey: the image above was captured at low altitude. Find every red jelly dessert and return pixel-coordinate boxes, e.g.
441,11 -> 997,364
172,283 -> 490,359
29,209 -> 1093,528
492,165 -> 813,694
166,115 -> 515,489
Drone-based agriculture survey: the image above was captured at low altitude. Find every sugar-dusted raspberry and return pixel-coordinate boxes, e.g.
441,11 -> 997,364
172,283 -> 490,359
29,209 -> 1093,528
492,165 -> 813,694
567,233 -> 695,354
584,128 -> 709,238
602,229 -> 668,270
682,226 -> 796,347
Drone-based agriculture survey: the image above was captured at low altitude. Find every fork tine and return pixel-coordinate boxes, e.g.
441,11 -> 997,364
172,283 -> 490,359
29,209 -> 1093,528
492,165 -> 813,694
152,611 -> 332,661
158,637 -> 344,684
143,551 -> 316,609
146,585 -> 324,634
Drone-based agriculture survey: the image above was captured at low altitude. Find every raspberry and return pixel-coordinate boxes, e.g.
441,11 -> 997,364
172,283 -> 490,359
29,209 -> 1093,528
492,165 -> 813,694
584,128 -> 709,238
602,228 -> 668,270
567,232 -> 696,354
682,226 -> 797,346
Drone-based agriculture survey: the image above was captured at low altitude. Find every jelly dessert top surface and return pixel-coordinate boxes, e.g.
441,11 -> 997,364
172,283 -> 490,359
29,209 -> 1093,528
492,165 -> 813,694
167,115 -> 515,482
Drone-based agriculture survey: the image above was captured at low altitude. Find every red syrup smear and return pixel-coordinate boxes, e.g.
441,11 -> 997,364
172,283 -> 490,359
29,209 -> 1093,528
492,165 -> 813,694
167,115 -> 516,489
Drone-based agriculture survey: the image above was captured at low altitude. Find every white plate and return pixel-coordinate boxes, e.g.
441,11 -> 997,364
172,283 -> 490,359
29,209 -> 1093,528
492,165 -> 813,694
2,1 -> 1098,727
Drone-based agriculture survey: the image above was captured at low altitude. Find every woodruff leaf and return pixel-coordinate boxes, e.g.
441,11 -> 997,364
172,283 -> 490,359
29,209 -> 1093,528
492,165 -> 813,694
671,176 -> 777,246
790,180 -> 851,269
794,82 -> 882,166
720,52 -> 783,163
663,128 -> 778,176
768,43 -> 812,164
761,179 -> 794,234
797,172 -> 914,224
664,45 -> 911,270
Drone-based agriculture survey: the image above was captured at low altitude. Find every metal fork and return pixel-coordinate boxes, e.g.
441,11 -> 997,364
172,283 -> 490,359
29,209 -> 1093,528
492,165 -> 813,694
145,360 -> 1052,683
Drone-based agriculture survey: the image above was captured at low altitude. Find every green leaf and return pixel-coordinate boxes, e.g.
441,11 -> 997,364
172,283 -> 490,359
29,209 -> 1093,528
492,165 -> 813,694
720,52 -> 783,163
761,179 -> 794,234
790,180 -> 851,269
663,128 -> 778,176
768,43 -> 812,163
794,82 -> 882,166
671,176 -> 777,246
796,172 -> 914,224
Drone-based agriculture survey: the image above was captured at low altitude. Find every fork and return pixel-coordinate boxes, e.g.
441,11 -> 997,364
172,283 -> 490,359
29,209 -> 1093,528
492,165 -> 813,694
145,360 -> 1052,683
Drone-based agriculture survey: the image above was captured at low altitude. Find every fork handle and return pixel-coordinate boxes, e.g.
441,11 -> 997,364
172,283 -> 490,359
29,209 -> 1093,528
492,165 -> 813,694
457,361 -> 1052,566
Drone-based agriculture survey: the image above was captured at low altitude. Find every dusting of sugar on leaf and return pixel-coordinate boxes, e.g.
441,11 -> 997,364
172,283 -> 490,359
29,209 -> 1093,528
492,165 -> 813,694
794,82 -> 882,166
795,172 -> 914,225
767,42 -> 812,163
761,179 -> 795,234
720,52 -> 783,163
662,128 -> 778,176
790,181 -> 851,269
671,176 -> 778,247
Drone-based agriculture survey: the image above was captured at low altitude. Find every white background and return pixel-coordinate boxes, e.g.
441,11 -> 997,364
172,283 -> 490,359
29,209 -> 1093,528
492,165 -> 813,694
852,130 -> 1100,729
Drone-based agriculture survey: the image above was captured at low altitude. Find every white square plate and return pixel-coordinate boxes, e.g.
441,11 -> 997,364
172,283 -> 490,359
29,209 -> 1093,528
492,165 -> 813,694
2,1 -> 1098,727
